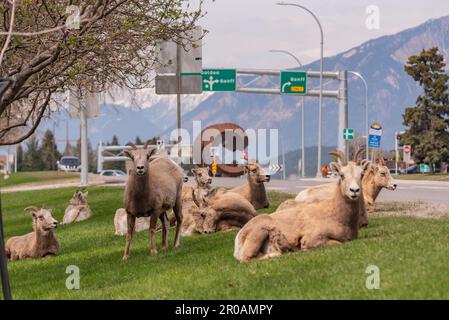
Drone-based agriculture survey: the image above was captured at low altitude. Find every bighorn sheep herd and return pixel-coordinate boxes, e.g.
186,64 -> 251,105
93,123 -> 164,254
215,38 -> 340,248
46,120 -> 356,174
5,140 -> 395,265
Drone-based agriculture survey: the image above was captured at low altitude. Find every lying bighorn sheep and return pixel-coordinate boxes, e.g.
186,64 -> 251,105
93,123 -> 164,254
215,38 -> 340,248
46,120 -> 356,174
6,207 -> 59,261
277,150 -> 396,226
62,189 -> 92,224
234,151 -> 370,262
362,156 -> 397,212
122,142 -> 184,260
220,162 -> 270,210
165,167 -> 256,236
114,208 -> 150,236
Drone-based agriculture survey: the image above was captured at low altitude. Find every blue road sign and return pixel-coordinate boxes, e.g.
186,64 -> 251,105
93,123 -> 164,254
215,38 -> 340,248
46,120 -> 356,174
368,134 -> 381,149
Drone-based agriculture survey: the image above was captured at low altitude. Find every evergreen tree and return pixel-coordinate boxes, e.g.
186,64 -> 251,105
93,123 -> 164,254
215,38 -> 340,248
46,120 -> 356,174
103,135 -> 125,171
16,144 -> 23,172
135,136 -> 143,145
40,130 -> 60,170
22,136 -> 44,171
399,47 -> 449,173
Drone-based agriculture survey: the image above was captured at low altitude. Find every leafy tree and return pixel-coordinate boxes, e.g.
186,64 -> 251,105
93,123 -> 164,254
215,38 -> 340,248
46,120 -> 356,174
40,130 -> 60,170
0,1 -> 204,145
399,47 -> 449,173
22,136 -> 44,171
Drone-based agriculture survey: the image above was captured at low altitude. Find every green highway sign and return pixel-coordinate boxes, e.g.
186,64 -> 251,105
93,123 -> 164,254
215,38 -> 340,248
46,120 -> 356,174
202,69 -> 236,92
343,128 -> 354,141
280,71 -> 307,95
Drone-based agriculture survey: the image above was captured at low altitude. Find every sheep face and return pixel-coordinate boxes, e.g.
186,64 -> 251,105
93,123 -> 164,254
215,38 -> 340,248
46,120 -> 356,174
124,147 -> 157,176
191,167 -> 212,187
27,208 -> 58,234
330,161 -> 371,202
71,190 -> 88,205
372,159 -> 397,191
245,163 -> 270,184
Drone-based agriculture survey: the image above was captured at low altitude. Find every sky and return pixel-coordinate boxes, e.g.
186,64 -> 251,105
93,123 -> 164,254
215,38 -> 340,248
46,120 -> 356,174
199,0 -> 449,69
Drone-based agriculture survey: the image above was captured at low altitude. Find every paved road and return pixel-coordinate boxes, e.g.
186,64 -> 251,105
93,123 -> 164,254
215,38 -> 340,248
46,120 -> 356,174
210,177 -> 449,204
2,175 -> 448,204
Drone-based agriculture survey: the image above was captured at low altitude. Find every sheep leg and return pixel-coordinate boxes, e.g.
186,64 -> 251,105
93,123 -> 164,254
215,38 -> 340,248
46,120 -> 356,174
122,214 -> 136,261
149,213 -> 158,256
173,194 -> 183,248
159,212 -> 169,250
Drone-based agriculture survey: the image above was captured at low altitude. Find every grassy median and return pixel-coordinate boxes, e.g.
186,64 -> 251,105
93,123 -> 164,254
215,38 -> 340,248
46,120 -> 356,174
0,171 -> 79,188
2,187 -> 449,299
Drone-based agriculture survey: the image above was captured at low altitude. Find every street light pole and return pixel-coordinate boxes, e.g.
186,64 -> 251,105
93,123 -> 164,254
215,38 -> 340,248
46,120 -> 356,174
276,2 -> 324,178
269,49 -> 306,177
348,71 -> 369,159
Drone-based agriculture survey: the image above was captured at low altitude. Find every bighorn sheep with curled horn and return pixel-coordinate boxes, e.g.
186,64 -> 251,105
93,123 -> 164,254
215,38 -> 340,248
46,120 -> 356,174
6,207 -> 59,261
234,150 -> 370,262
122,141 -> 184,260
277,149 -> 396,226
62,189 -> 92,224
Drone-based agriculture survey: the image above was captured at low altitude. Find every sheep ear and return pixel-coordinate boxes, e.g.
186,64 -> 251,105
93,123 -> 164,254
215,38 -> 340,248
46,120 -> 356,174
329,162 -> 341,175
361,160 -> 372,173
378,157 -> 385,166
147,148 -> 157,161
83,191 -> 88,197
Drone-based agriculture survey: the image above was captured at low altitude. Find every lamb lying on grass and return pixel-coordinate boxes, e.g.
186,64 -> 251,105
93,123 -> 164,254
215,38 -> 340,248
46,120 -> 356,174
62,189 -> 92,224
6,207 -> 59,261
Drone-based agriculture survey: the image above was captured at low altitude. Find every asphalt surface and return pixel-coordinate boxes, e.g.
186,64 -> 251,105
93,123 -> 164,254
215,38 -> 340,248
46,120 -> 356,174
2,175 -> 448,204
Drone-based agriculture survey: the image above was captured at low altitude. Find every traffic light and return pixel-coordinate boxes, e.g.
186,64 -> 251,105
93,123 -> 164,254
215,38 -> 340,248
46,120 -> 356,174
211,162 -> 217,176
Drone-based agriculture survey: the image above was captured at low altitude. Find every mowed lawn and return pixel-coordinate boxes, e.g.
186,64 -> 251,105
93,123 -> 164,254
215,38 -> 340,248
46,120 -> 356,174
2,187 -> 449,299
0,171 -> 79,188
395,173 -> 449,182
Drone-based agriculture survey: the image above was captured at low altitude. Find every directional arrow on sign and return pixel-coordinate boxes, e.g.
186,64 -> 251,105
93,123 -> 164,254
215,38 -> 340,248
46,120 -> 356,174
281,82 -> 291,93
268,164 -> 283,175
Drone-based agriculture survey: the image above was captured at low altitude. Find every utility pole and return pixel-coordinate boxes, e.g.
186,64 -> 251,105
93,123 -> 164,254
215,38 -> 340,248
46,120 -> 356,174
269,49 -> 306,177
176,43 -> 182,160
80,105 -> 88,186
338,70 -> 349,156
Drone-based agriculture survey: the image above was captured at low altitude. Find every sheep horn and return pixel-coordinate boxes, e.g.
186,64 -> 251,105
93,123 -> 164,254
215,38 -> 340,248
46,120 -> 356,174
354,147 -> 366,164
24,206 -> 40,213
329,149 -> 348,166
126,143 -> 137,150
143,139 -> 152,150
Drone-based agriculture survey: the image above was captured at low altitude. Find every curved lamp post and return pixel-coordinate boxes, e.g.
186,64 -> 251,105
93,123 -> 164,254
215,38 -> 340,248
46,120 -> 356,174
269,49 -> 306,177
348,71 -> 369,159
276,2 -> 324,177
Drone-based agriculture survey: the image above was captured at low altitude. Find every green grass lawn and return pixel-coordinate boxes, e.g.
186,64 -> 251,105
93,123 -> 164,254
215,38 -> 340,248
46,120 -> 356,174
2,187 -> 449,299
0,171 -> 79,188
395,173 -> 449,181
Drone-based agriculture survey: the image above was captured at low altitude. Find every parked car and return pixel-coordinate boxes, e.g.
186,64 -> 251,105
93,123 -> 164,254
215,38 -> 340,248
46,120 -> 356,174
399,165 -> 419,174
99,169 -> 127,177
57,156 -> 81,172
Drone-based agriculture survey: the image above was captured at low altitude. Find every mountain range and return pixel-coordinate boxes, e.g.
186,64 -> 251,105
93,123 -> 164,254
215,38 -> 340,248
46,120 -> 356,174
40,14 -> 449,174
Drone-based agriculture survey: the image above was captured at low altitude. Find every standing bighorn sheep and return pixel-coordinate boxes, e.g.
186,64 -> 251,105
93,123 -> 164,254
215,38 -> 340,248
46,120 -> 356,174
234,151 -> 370,262
6,207 -> 59,261
62,189 -> 92,224
122,142 -> 184,260
218,162 -> 270,210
